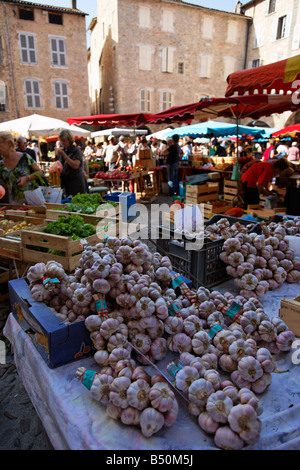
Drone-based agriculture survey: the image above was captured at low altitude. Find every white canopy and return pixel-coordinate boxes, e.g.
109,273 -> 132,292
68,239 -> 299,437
146,128 -> 173,141
0,113 -> 91,139
91,127 -> 148,138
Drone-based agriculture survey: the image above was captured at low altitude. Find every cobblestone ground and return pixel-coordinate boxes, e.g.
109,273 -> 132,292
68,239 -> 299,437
0,193 -> 173,451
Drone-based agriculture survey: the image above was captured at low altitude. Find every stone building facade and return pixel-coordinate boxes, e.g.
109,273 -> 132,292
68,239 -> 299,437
0,0 -> 90,124
242,0 -> 300,128
88,0 -> 250,125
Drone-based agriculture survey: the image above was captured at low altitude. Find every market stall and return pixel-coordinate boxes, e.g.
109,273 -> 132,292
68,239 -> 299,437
3,215 -> 300,450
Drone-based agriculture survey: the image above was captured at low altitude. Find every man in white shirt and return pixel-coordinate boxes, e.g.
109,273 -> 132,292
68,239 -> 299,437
103,136 -> 122,171
118,135 -> 129,167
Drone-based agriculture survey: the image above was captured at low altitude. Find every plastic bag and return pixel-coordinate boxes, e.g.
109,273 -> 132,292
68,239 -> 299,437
41,187 -> 63,204
24,187 -> 45,206
49,161 -> 63,174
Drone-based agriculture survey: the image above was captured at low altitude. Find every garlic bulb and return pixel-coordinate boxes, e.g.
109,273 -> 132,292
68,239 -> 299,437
172,333 -> 192,354
120,407 -> 141,426
109,376 -> 132,409
203,369 -> 221,391
214,425 -> 244,450
229,339 -> 257,362
188,378 -> 214,407
140,408 -> 165,437
175,366 -> 199,393
258,321 -> 277,342
251,373 -> 272,394
164,399 -> 179,427
164,316 -> 184,335
149,382 -> 175,413
238,356 -> 264,383
238,388 -> 263,416
90,374 -> 114,404
198,412 -> 219,434
228,404 -> 261,444
206,390 -> 233,424
127,379 -> 150,410
192,331 -> 212,356
150,338 -> 167,361
240,310 -> 260,334
276,330 -> 295,352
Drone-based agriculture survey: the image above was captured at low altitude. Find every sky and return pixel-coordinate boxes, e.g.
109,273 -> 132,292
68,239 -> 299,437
33,0 -> 239,38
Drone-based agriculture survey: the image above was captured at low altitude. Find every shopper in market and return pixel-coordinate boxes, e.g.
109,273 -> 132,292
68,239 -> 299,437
241,158 -> 289,209
0,131 -> 44,202
287,142 -> 300,162
102,135 -> 122,171
164,134 -> 180,196
57,129 -> 89,197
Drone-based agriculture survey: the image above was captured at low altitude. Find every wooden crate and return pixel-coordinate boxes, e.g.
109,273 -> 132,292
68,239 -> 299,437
21,220 -> 119,272
0,217 -> 45,260
279,296 -> 300,337
185,183 -> 219,204
247,205 -> 286,220
46,204 -> 119,225
202,201 -> 233,221
223,180 -> 244,202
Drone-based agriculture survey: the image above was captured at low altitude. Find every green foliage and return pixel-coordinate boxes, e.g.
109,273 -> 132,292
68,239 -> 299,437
44,214 -> 96,240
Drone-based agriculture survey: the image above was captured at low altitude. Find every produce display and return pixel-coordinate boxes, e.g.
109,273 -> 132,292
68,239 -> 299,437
0,219 -> 34,235
44,215 -> 95,241
26,235 -> 296,449
221,221 -> 300,299
57,193 -> 104,215
174,216 -> 257,242
95,170 -> 130,180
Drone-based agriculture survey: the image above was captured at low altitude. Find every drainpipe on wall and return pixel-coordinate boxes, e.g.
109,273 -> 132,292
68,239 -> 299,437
4,4 -> 20,118
243,18 -> 251,70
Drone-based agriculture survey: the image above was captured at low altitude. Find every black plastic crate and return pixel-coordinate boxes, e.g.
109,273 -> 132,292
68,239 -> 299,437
156,215 -> 259,289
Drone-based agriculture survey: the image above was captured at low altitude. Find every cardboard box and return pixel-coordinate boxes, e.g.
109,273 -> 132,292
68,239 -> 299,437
279,296 -> 300,337
9,278 -> 94,368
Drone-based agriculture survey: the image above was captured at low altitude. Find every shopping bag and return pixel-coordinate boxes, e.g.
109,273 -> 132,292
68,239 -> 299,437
24,187 -> 46,206
41,186 -> 63,204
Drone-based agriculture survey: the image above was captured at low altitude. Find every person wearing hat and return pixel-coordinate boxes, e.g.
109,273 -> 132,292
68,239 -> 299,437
241,158 -> 290,209
287,142 -> 300,162
102,135 -> 122,171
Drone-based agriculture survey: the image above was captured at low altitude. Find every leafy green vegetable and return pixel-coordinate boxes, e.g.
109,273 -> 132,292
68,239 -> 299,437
44,215 -> 96,240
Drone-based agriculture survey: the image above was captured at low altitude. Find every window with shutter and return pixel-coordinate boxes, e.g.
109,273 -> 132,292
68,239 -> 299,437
160,90 -> 173,111
24,79 -> 41,109
162,47 -> 174,73
50,37 -> 67,67
277,15 -> 287,39
162,10 -> 174,32
54,81 -> 69,109
19,33 -> 37,64
140,88 -> 151,112
199,55 -> 212,78
139,6 -> 151,28
202,17 -> 213,40
226,21 -> 238,43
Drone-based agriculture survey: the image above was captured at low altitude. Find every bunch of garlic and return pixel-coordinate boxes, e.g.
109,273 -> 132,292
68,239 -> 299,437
167,360 -> 262,450
174,217 -> 256,242
221,230 -> 300,299
76,365 -> 179,438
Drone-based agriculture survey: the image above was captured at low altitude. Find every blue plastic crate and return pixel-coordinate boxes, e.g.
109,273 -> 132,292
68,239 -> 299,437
105,192 -> 137,220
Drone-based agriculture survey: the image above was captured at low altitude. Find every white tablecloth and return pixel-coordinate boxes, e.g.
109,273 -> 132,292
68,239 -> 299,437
4,280 -> 300,451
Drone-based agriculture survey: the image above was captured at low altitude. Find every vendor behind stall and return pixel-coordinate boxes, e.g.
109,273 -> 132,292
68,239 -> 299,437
0,131 -> 44,203
241,158 -> 289,209
56,129 -> 89,197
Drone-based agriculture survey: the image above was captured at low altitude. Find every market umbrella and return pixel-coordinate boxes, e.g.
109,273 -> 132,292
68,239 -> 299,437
91,127 -> 148,138
150,95 -> 300,125
67,113 -> 154,128
146,128 -> 173,141
272,123 -> 300,138
0,113 -> 91,139
225,55 -> 300,96
162,120 -> 270,138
